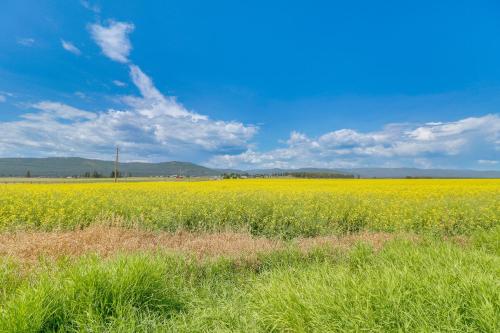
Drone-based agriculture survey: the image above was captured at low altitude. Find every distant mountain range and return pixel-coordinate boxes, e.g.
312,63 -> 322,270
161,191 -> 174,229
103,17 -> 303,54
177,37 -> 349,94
339,167 -> 500,179
243,167 -> 500,178
0,158 -> 218,177
0,157 -> 499,178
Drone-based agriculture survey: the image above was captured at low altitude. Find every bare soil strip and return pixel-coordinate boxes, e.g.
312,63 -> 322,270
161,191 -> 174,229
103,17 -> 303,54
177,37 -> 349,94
0,226 -> 406,263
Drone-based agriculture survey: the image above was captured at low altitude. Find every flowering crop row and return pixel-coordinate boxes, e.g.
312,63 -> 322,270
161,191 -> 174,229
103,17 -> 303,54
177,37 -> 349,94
0,179 -> 498,237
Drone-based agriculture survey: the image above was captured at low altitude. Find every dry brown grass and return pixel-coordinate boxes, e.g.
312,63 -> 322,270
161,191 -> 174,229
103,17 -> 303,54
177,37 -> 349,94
0,226 -> 281,263
0,226 -> 422,264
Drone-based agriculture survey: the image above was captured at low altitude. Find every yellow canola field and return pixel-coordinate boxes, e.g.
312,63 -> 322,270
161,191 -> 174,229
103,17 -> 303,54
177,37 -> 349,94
0,179 -> 498,237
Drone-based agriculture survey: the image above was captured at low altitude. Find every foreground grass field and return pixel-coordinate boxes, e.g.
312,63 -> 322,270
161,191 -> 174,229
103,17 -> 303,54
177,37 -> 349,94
1,229 -> 499,332
0,179 -> 498,332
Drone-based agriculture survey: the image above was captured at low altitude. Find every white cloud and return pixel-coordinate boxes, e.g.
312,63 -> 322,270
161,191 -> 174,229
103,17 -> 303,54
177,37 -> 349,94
112,80 -> 126,87
0,91 -> 13,102
61,40 -> 81,55
478,159 -> 498,165
17,38 -> 35,47
207,114 -> 500,169
413,158 -> 433,169
81,0 -> 100,13
89,21 -> 134,63
0,66 -> 257,161
27,101 -> 97,120
74,92 -> 87,99
407,116 -> 495,141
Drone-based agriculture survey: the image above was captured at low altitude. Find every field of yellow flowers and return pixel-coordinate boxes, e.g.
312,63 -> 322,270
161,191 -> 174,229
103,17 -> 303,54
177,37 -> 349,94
1,179 -> 498,237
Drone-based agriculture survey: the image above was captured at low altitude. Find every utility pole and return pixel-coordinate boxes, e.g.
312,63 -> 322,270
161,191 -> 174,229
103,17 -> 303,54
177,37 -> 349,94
114,146 -> 119,183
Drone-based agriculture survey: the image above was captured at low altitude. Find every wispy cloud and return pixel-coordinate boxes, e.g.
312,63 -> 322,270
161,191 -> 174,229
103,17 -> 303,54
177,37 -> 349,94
17,38 -> 35,47
0,91 -> 13,103
112,80 -> 126,87
207,115 -> 500,169
74,92 -> 87,99
89,21 -> 134,63
27,101 -> 97,120
61,40 -> 82,55
478,159 -> 498,165
81,0 -> 100,14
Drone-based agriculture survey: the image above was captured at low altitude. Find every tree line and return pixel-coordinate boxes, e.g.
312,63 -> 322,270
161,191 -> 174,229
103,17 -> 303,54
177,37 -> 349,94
222,172 -> 356,179
22,170 -> 132,178
272,172 -> 355,178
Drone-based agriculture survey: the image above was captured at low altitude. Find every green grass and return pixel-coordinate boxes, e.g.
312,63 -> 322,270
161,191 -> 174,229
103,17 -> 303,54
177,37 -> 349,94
251,243 -> 499,332
1,233 -> 499,332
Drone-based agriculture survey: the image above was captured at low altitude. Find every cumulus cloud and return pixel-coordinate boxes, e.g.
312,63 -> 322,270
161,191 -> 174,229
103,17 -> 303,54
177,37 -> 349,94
0,65 -> 257,161
207,114 -> 500,169
89,21 -> 134,63
61,40 -> 81,55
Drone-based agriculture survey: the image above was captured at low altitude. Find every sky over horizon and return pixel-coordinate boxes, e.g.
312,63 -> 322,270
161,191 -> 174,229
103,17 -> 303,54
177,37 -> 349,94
0,0 -> 499,170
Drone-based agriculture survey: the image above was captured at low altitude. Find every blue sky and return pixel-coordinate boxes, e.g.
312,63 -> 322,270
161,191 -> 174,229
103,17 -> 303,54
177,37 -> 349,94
0,0 -> 499,169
